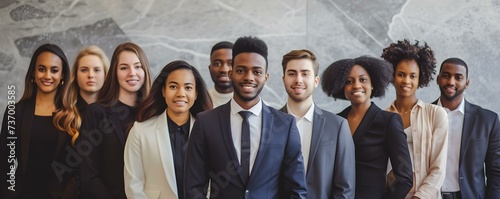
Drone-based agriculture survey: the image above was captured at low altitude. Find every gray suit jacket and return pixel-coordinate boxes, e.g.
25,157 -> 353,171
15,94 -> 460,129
434,99 -> 500,199
281,104 -> 356,199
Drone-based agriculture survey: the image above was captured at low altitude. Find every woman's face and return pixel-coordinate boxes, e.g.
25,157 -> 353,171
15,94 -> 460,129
163,69 -> 197,117
34,51 -> 63,95
393,59 -> 419,98
77,55 -> 106,94
344,65 -> 372,106
116,51 -> 145,95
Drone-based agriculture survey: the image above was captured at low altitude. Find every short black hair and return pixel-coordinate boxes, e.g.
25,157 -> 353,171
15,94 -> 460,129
232,36 -> 268,70
210,41 -> 233,56
321,56 -> 393,100
381,39 -> 436,88
440,57 -> 469,77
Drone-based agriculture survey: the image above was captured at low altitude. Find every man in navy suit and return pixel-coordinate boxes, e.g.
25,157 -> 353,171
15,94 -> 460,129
435,58 -> 500,199
279,49 -> 355,198
185,36 -> 307,199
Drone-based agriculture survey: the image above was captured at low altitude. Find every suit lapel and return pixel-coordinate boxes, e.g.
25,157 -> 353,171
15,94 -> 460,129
218,104 -> 244,183
460,101 -> 477,166
341,103 -> 380,143
107,105 -> 126,146
247,104 -> 273,186
308,106 -> 324,177
155,111 -> 179,198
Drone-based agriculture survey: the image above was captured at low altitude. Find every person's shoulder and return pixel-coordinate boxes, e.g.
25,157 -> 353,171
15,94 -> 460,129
467,101 -> 499,119
421,102 -> 447,117
317,107 -> 344,121
267,104 -> 293,119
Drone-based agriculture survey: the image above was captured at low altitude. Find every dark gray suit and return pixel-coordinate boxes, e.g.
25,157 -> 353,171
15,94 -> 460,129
434,99 -> 500,198
281,104 -> 356,199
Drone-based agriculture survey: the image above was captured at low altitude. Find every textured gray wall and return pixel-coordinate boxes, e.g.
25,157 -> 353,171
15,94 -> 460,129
1,0 -> 499,124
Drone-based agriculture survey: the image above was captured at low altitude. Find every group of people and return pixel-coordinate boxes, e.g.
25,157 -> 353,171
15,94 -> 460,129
0,35 -> 498,199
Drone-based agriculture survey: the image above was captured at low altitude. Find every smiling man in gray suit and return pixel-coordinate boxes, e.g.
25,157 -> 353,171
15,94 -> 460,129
435,58 -> 500,199
279,49 -> 355,199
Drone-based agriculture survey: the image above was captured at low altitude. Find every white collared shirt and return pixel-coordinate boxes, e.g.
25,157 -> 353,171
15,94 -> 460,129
286,103 -> 314,171
438,97 -> 465,192
230,98 -> 263,175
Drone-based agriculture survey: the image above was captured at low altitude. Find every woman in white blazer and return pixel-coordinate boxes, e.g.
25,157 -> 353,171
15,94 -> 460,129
124,60 -> 213,199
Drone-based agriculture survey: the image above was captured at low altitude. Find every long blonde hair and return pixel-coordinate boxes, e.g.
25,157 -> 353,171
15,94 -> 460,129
53,45 -> 109,145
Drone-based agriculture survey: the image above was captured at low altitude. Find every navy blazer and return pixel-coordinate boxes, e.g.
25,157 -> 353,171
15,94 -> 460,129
185,101 -> 307,199
79,102 -> 134,199
338,103 -> 413,199
280,104 -> 356,199
0,97 -> 79,199
433,99 -> 500,198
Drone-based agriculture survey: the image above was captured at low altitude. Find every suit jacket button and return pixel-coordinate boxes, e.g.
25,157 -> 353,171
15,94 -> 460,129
245,190 -> 250,195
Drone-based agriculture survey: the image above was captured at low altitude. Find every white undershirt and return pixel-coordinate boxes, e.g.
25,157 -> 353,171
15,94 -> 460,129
286,103 -> 314,171
230,98 -> 262,175
438,97 -> 465,192
208,88 -> 233,108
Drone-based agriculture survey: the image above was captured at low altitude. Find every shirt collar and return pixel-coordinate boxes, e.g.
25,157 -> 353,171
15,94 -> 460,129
437,97 -> 465,114
388,99 -> 425,112
230,98 -> 263,117
286,103 -> 314,122
166,115 -> 191,135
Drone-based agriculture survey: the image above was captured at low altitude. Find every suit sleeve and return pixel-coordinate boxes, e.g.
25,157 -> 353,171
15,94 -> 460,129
414,107 -> 448,199
486,113 -> 500,197
281,117 -> 307,199
384,114 -> 413,199
78,105 -> 114,199
331,119 -> 356,199
123,122 -> 148,198
185,115 -> 210,199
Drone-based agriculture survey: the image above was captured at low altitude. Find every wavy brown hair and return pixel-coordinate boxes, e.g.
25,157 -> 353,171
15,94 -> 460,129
53,46 -> 109,145
97,42 -> 152,107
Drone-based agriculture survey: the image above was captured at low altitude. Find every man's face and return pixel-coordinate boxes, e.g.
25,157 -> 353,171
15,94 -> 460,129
209,48 -> 233,93
229,52 -> 268,107
282,59 -> 319,103
437,63 -> 469,101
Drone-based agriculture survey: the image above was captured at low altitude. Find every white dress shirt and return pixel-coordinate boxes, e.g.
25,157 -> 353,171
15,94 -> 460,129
208,88 -> 233,108
439,97 -> 465,192
286,103 -> 314,171
230,98 -> 262,175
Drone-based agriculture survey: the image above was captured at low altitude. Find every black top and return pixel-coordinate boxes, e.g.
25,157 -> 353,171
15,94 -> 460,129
167,116 -> 190,199
79,101 -> 136,199
20,115 -> 59,199
76,94 -> 89,116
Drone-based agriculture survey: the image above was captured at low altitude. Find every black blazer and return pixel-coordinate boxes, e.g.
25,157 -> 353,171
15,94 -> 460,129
79,102 -> 134,199
433,99 -> 500,198
338,103 -> 413,199
0,97 -> 79,199
185,102 -> 307,199
280,104 -> 356,199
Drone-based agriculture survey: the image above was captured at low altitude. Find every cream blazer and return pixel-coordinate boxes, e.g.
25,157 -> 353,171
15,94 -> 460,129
387,100 -> 448,199
124,110 -> 194,199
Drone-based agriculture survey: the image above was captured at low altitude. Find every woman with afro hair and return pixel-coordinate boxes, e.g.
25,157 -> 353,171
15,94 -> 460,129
382,40 -> 448,199
322,56 -> 413,199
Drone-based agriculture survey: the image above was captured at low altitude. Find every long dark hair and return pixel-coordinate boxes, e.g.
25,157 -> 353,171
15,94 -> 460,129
20,43 -> 70,108
136,60 -> 213,122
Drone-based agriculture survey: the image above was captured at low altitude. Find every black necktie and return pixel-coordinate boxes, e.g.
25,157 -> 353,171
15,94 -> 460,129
239,111 -> 252,184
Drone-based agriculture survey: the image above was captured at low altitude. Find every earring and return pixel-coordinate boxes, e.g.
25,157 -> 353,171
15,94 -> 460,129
31,78 -> 34,83
60,80 -> 64,86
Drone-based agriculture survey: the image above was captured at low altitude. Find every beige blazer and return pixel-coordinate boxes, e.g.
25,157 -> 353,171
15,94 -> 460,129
124,110 -> 194,199
387,100 -> 448,199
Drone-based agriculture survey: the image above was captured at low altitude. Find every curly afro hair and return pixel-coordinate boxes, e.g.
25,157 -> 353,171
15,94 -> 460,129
321,56 -> 393,100
381,39 -> 436,88
232,36 -> 268,71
